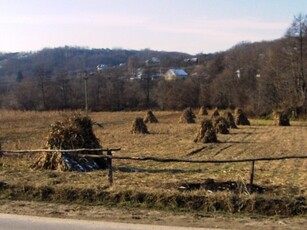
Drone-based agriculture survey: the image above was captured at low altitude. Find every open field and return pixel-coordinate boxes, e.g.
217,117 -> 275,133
0,110 -> 307,218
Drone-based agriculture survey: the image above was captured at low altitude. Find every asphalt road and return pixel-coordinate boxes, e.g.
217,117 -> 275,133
0,214 -> 217,230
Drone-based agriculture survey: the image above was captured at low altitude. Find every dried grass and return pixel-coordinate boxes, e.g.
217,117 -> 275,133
272,111 -> 290,126
194,119 -> 218,143
211,108 -> 220,118
223,111 -> 238,129
198,106 -> 208,116
131,117 -> 149,134
32,114 -> 105,171
212,116 -> 229,134
1,110 -> 307,216
235,108 -> 250,126
179,107 -> 196,123
143,111 -> 158,123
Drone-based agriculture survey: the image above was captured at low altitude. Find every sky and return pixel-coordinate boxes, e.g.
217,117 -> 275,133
0,0 -> 306,54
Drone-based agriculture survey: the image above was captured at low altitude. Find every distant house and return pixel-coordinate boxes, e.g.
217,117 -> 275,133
129,68 -> 162,81
184,57 -> 198,64
145,57 -> 161,67
164,69 -> 188,81
96,64 -> 107,71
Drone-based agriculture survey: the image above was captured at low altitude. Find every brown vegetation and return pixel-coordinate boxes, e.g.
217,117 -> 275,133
1,110 -> 307,217
273,111 -> 290,126
178,107 -> 196,123
194,119 -> 218,143
143,111 -> 158,123
211,108 -> 220,119
235,108 -> 250,126
212,116 -> 229,134
198,106 -> 208,116
130,117 -> 149,134
32,115 -> 106,171
223,111 -> 238,129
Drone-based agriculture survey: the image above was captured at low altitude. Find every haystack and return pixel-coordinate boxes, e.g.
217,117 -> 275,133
32,115 -> 106,171
223,111 -> 238,129
194,119 -> 218,143
211,108 -> 220,120
235,108 -> 250,126
213,116 -> 229,134
143,110 -> 158,123
273,111 -> 290,126
198,106 -> 208,116
131,117 -> 149,134
179,107 -> 196,123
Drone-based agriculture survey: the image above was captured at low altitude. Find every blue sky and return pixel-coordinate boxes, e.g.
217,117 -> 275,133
0,0 -> 306,54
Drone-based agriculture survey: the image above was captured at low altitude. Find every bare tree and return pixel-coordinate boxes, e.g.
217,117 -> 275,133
285,14 -> 307,113
34,67 -> 51,110
13,77 -> 40,110
127,55 -> 140,76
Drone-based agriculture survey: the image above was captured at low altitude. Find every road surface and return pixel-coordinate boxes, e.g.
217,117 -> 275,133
0,213 -> 217,230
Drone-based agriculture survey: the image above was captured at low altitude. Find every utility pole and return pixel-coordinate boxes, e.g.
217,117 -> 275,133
84,71 -> 89,115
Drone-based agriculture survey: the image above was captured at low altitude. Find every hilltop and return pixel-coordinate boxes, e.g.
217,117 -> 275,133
0,47 -> 192,78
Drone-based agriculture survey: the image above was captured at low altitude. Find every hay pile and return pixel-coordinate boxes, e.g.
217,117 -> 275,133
235,108 -> 250,126
33,115 -> 106,171
131,117 -> 149,134
273,111 -> 290,126
211,108 -> 220,118
223,111 -> 238,129
198,106 -> 208,116
213,116 -> 229,134
179,107 -> 196,123
143,110 -> 158,123
194,119 -> 218,143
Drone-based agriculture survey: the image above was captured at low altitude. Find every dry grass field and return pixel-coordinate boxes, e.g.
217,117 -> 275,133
0,109 -> 307,217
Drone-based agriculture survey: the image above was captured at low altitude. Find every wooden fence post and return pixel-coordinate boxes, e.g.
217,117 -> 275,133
249,160 -> 255,193
107,149 -> 113,186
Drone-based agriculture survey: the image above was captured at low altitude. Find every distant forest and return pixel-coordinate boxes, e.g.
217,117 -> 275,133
0,14 -> 306,116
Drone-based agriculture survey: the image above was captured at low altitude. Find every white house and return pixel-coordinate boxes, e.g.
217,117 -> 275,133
145,57 -> 161,67
164,69 -> 188,81
184,57 -> 198,64
129,68 -> 162,81
96,64 -> 107,71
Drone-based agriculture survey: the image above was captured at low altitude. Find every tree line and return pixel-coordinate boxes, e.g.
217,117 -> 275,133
0,14 -> 306,116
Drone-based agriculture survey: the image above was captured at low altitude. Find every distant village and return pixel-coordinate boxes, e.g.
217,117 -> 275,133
96,56 -> 198,81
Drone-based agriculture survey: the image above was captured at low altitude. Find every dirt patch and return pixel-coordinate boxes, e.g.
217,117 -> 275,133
179,178 -> 264,193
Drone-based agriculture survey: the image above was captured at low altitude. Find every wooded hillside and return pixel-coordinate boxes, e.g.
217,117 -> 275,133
0,15 -> 306,116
